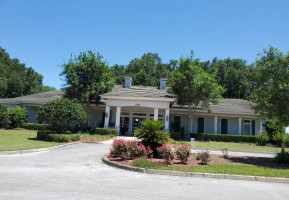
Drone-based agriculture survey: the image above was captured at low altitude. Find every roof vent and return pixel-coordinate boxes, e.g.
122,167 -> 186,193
125,77 -> 132,88
160,78 -> 167,90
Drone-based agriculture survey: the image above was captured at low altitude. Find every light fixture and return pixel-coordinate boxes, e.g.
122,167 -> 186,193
105,112 -> 108,118
166,115 -> 169,121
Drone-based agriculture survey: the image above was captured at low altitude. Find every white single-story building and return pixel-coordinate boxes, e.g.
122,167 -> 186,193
0,77 -> 264,136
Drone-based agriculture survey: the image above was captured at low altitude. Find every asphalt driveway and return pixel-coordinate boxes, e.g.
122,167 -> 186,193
0,142 -> 288,200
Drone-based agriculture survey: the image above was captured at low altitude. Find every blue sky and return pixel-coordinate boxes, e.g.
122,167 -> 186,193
1,0 -> 289,89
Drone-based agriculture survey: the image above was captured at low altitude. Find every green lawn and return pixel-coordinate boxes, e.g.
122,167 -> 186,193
0,129 -> 64,151
132,158 -> 289,178
170,140 -> 288,153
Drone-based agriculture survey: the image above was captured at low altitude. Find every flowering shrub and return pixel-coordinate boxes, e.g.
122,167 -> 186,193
157,145 -> 175,164
175,145 -> 191,164
110,139 -> 153,160
110,139 -> 129,160
196,150 -> 211,164
135,144 -> 153,158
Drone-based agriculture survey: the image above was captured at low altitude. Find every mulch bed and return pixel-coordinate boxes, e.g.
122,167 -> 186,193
107,153 -> 289,169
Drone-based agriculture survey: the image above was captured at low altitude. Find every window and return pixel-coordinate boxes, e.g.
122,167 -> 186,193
243,120 -> 251,135
133,113 -> 147,117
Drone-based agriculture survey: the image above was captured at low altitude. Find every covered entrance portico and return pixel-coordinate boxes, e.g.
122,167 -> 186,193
102,98 -> 173,135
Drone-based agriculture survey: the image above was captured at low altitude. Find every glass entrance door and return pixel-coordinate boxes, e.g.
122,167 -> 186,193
132,117 -> 146,134
120,117 -> 130,135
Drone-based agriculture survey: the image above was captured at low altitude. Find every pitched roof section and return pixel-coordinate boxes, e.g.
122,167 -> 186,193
101,85 -> 175,101
0,90 -> 64,104
173,99 -> 257,115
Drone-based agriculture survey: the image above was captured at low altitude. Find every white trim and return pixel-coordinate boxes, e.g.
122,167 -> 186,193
102,96 -> 175,102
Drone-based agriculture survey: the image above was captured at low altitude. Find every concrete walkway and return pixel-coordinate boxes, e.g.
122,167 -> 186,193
101,137 -> 275,158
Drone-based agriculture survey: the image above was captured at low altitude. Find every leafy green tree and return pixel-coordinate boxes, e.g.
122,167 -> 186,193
112,53 -> 175,86
252,46 -> 289,127
8,106 -> 27,128
36,98 -> 87,133
169,54 -> 225,136
60,51 -> 115,126
0,104 -> 8,128
134,119 -> 170,157
0,47 -> 55,98
201,58 -> 254,99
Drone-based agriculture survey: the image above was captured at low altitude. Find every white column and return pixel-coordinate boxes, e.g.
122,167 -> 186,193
115,106 -> 121,135
104,106 -> 110,128
190,118 -> 193,133
238,117 -> 242,135
164,108 -> 170,131
259,119 -> 263,133
214,116 -> 218,134
154,108 -> 158,121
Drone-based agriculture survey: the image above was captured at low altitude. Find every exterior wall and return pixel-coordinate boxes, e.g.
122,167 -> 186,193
90,107 -> 105,127
25,106 -> 39,123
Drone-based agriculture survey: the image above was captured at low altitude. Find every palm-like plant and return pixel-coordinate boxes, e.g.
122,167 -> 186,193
134,119 -> 170,157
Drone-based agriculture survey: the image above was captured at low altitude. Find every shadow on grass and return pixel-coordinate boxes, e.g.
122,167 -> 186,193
227,156 -> 289,169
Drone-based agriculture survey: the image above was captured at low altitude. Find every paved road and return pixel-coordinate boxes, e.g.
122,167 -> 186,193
0,143 -> 288,200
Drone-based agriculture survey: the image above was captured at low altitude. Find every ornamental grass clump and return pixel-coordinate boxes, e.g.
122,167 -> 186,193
157,144 -> 175,164
196,150 -> 211,165
175,144 -> 191,164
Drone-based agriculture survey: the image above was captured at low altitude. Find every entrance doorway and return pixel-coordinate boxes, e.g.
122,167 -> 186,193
132,117 -> 146,134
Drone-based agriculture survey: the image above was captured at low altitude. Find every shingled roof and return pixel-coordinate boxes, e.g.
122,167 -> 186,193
0,90 -> 63,104
173,99 -> 257,115
101,85 -> 175,100
0,86 -> 258,116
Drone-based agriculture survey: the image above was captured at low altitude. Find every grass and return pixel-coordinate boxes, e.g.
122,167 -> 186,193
132,158 -> 289,178
0,129 -> 63,151
169,139 -> 289,153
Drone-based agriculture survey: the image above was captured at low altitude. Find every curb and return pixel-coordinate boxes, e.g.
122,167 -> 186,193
102,154 -> 289,184
0,141 -> 81,155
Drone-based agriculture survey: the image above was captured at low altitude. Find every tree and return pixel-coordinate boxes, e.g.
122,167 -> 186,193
200,58 -> 254,99
169,54 -> 225,137
252,46 -> 289,127
134,119 -> 170,157
8,106 -> 27,128
60,51 -> 115,127
36,98 -> 87,133
0,47 -> 55,98
0,104 -> 8,128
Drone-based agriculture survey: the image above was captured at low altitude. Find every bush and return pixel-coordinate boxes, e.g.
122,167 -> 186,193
196,150 -> 211,164
256,131 -> 269,146
36,98 -> 87,133
175,145 -> 191,164
0,104 -> 8,128
265,118 -> 285,142
94,128 -> 118,136
135,119 -> 170,157
170,132 -> 181,140
21,123 -> 51,130
110,139 -> 130,160
157,145 -> 175,164
8,105 -> 27,128
190,133 -> 257,143
110,139 -> 152,160
272,131 -> 285,147
36,131 -> 81,142
275,148 -> 289,164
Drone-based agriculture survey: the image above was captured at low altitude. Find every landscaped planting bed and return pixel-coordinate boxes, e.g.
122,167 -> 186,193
107,138 -> 289,178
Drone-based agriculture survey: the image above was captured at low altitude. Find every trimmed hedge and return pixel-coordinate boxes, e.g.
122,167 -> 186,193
94,128 -> 118,136
190,133 -> 257,143
37,131 -> 81,142
22,123 -> 51,130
